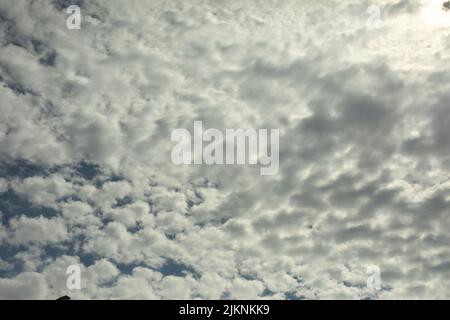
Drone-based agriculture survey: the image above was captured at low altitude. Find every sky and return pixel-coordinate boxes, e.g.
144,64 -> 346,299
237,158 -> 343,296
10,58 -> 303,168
0,0 -> 450,299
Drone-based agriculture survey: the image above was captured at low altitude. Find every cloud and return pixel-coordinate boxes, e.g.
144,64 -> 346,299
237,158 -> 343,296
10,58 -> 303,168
0,0 -> 450,299
8,215 -> 68,246
0,272 -> 49,299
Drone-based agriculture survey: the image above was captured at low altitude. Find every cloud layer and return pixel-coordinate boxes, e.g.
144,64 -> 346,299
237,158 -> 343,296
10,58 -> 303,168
0,0 -> 450,299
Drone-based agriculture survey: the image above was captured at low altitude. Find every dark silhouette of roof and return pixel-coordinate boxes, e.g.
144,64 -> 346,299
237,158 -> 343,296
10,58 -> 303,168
56,295 -> 71,300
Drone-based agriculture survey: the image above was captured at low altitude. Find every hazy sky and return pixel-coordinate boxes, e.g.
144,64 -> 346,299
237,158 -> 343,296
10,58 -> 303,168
1,0 -> 450,299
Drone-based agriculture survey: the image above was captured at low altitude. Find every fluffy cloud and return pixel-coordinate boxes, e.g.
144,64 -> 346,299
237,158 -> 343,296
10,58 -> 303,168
0,0 -> 450,299
8,215 -> 68,246
0,272 -> 49,299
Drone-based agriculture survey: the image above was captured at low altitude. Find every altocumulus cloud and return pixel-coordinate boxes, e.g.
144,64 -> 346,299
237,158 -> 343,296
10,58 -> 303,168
0,0 -> 450,299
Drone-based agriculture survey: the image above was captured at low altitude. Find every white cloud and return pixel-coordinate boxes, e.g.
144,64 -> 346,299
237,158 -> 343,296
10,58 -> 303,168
8,216 -> 68,246
0,0 -> 450,299
11,174 -> 73,208
228,278 -> 264,300
159,275 -> 194,300
0,272 -> 49,299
